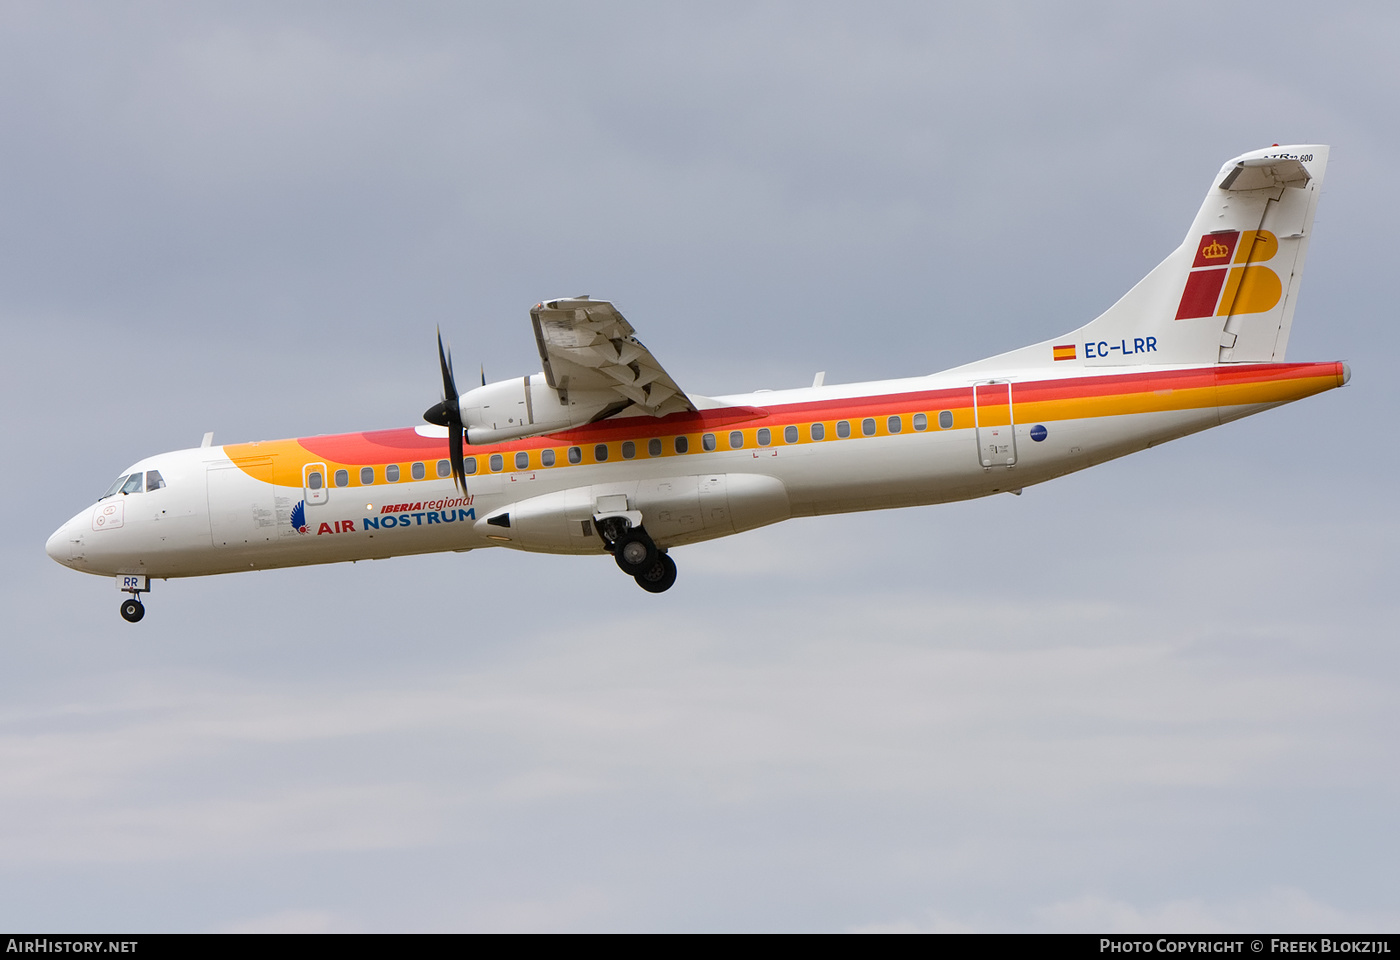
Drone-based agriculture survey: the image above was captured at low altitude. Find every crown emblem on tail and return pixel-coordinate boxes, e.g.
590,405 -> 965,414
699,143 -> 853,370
1201,239 -> 1230,259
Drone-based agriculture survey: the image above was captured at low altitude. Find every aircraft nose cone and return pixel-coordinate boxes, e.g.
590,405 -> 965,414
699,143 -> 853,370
46,524 -> 68,564
46,515 -> 82,567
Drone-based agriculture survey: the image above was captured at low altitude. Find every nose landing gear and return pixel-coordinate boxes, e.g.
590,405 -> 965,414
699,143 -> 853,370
116,575 -> 149,622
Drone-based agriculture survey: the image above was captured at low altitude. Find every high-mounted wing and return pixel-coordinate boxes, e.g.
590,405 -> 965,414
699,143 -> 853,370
530,297 -> 695,418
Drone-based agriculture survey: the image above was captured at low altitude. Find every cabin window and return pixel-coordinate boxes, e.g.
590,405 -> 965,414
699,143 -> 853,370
939,410 -> 954,429
702,433 -> 716,451
411,462 -> 425,480
729,431 -> 744,449
360,467 -> 374,485
887,416 -> 902,434
464,457 -> 478,475
568,446 -> 582,464
334,469 -> 349,487
862,418 -> 876,436
622,441 -> 636,460
676,436 -> 690,454
595,444 -> 609,462
648,438 -> 662,457
784,425 -> 798,444
913,413 -> 928,431
385,464 -> 400,482
542,449 -> 556,467
515,451 -> 529,470
836,420 -> 851,439
489,454 -> 503,472
307,471 -> 324,490
811,423 -> 826,441
436,459 -> 451,478
145,470 -> 166,491
757,428 -> 771,446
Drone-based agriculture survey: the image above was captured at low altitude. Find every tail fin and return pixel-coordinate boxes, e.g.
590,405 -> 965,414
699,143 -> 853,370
958,144 -> 1329,374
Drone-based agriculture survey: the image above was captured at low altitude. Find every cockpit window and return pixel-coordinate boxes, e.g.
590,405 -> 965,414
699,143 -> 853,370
101,471 -> 154,499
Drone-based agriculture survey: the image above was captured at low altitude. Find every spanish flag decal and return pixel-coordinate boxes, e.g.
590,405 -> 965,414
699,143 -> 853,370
1053,344 -> 1076,361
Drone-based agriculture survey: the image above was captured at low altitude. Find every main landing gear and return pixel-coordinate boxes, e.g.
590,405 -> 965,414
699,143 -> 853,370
633,552 -> 678,594
598,518 -> 678,594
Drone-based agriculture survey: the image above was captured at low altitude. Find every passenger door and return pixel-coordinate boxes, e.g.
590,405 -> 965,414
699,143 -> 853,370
973,381 -> 1017,468
303,461 -> 329,505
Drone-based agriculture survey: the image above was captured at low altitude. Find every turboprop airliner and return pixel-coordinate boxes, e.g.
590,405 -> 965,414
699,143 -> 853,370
47,144 -> 1349,622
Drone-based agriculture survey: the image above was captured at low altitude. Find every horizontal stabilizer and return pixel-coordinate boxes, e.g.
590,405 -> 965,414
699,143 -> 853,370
1219,157 -> 1310,192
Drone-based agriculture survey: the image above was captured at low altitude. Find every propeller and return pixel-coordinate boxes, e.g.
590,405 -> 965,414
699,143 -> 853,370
423,328 -> 468,492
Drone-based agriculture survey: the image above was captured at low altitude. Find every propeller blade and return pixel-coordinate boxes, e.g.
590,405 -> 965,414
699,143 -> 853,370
448,425 -> 466,493
438,328 -> 459,405
426,328 -> 469,492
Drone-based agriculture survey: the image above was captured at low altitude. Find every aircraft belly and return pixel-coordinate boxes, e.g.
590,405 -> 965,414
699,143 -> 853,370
779,430 -> 973,515
778,405 -> 1228,517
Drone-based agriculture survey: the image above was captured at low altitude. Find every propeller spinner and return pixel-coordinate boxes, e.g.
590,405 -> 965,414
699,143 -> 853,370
423,329 -> 468,492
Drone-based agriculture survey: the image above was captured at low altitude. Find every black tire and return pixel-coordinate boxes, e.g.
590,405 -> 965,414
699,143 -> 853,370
634,553 -> 677,593
613,531 -> 658,576
120,599 -> 145,623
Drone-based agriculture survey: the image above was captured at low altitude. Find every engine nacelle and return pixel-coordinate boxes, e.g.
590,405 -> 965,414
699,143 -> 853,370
460,374 -> 619,445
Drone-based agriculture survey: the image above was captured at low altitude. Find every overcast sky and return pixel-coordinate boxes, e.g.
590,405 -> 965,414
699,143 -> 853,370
2,1 -> 1397,932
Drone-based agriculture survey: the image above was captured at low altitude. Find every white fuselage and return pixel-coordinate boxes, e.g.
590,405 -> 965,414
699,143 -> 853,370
45,360 -> 1345,582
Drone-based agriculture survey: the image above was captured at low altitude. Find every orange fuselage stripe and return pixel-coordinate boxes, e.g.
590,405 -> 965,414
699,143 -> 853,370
222,362 -> 1343,488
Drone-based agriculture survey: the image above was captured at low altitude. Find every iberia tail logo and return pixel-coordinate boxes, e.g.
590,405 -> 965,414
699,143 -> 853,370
1175,230 -> 1283,320
290,500 -> 308,534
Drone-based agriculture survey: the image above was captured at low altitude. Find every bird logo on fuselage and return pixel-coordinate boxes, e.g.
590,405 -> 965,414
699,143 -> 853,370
290,500 -> 308,534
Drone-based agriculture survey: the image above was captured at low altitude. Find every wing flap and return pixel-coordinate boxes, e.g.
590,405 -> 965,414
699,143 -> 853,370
530,297 -> 695,418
